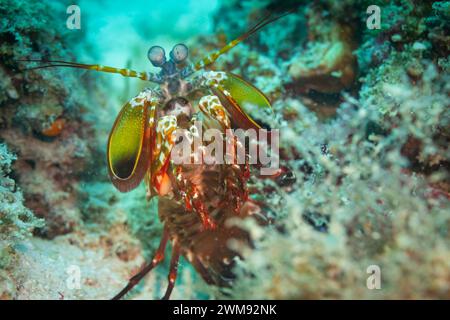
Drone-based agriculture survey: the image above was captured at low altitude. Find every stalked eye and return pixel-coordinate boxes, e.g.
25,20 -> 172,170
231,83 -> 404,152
169,43 -> 188,63
148,46 -> 166,67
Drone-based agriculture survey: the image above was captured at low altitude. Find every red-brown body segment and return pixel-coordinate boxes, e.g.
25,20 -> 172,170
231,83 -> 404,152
110,70 -> 272,299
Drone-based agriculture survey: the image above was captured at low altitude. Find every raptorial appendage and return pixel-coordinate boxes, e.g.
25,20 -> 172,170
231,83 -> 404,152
107,88 -> 160,192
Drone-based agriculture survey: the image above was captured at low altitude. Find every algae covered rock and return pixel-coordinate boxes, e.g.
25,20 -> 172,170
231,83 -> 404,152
0,143 -> 43,299
287,6 -> 358,94
0,0 -> 106,238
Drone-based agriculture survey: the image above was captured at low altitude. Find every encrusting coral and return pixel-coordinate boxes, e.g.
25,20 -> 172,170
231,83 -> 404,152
0,143 -> 43,299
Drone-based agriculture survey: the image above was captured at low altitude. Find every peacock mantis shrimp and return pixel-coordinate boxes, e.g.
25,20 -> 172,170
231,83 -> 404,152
20,10 -> 294,300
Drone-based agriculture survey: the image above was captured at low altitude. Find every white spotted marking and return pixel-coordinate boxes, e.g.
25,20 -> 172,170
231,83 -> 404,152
201,71 -> 228,87
129,90 -> 154,109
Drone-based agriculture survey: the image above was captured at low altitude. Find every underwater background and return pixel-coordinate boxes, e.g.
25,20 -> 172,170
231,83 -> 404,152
0,0 -> 449,299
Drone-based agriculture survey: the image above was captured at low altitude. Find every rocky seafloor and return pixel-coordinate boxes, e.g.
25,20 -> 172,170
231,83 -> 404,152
0,0 -> 449,299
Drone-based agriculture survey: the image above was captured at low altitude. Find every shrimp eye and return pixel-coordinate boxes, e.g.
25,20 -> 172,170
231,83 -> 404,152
169,43 -> 188,63
148,46 -> 166,67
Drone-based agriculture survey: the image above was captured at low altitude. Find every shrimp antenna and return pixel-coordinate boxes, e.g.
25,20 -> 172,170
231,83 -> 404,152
181,9 -> 295,77
16,58 -> 164,83
18,10 -> 295,81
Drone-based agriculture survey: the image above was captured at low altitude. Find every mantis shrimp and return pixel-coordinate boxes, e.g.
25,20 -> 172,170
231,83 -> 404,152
20,10 -> 294,300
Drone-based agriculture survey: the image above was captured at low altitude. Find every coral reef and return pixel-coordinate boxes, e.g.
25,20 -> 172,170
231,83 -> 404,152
287,5 -> 358,94
0,0 -> 173,299
0,0 -> 449,300
0,0 -> 102,238
204,0 -> 450,299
